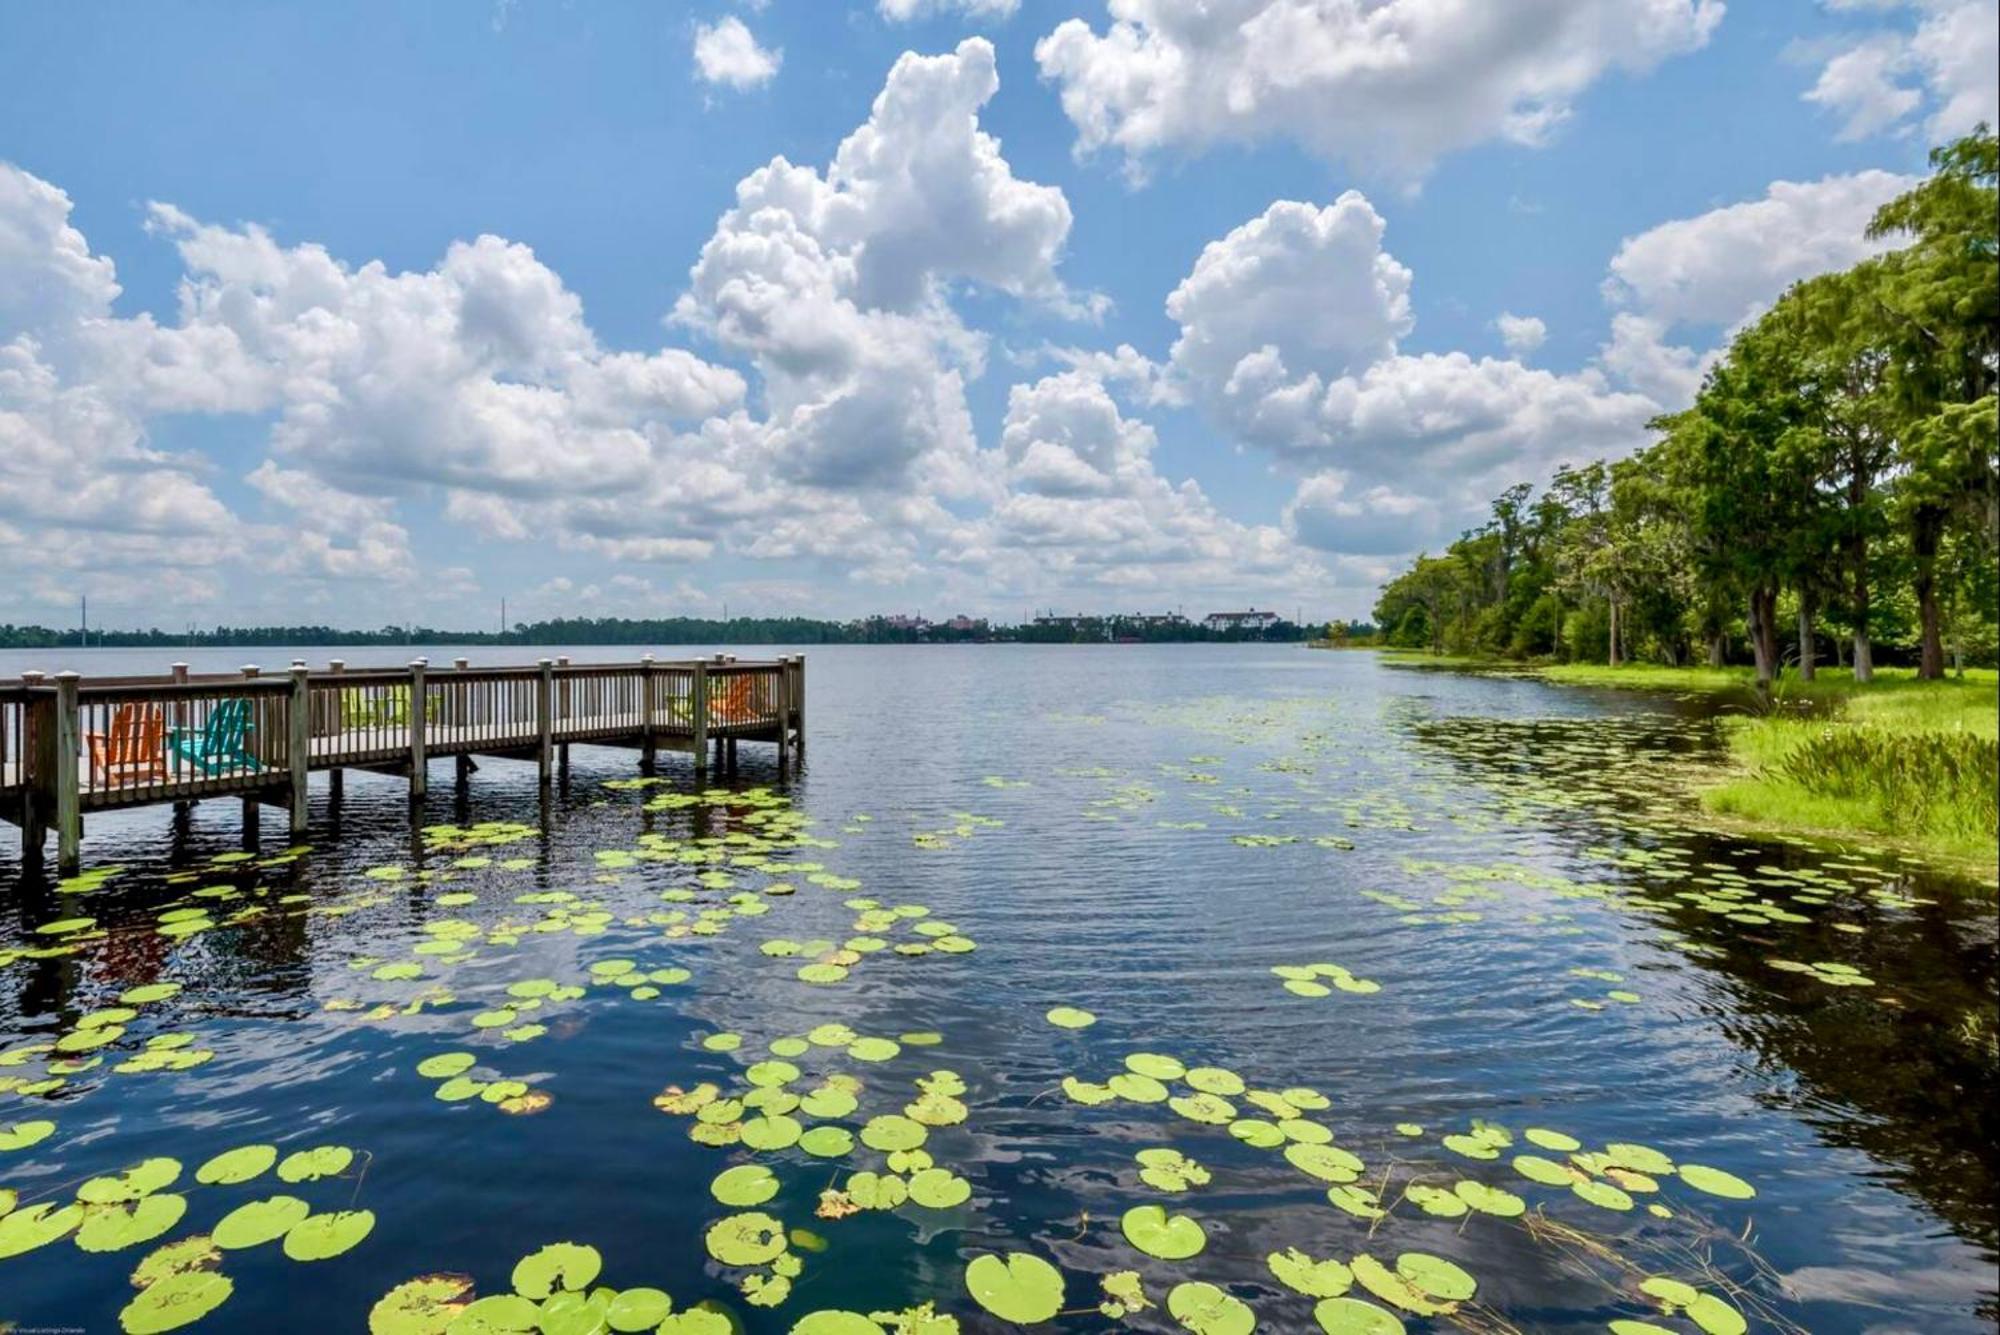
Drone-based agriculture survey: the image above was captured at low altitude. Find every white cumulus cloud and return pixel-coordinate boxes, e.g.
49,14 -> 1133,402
693,16 -> 782,91
1035,0 -> 1725,180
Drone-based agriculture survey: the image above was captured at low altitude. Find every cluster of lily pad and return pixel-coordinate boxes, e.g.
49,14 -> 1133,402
369,1240 -> 733,1335
761,899 -> 974,987
2,1140 -> 369,1333
1270,963 -> 1381,999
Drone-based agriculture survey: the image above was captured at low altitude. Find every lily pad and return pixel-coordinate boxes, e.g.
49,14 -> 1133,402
1046,1007 -> 1096,1029
1268,1248 -> 1353,1298
0,1119 -> 56,1152
606,1287 -> 673,1331
965,1252 -> 1065,1324
284,1208 -> 376,1261
711,1164 -> 781,1207
512,1241 -> 603,1297
277,1145 -> 354,1183
705,1213 -> 785,1267
1312,1297 -> 1404,1335
367,1273 -> 475,1334
196,1144 -> 278,1186
1166,1282 -> 1255,1335
119,1270 -> 233,1333
1677,1164 -> 1755,1200
76,1194 -> 188,1252
1395,1253 -> 1475,1302
213,1195 -> 311,1249
1121,1204 -> 1206,1260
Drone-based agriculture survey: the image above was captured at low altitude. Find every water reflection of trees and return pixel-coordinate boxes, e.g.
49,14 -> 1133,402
1399,708 -> 2000,1260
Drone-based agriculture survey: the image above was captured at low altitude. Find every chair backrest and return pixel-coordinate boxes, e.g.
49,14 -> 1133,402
100,703 -> 156,764
204,697 -> 250,754
720,676 -> 754,715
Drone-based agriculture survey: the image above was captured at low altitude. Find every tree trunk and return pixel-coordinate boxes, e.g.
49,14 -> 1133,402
1747,586 -> 1780,688
1833,633 -> 1845,669
1912,510 -> 1946,680
1847,529 -> 1874,682
1607,596 -> 1622,667
1707,631 -> 1727,668
1796,589 -> 1816,682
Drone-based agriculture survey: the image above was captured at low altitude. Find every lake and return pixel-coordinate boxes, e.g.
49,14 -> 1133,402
2,643 -> 1994,1333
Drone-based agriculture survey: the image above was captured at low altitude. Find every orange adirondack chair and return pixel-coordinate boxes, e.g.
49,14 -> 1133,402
87,703 -> 168,786
710,675 -> 758,724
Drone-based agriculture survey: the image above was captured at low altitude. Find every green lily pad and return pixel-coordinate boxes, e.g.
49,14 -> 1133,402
0,1202 -> 84,1258
1046,1007 -> 1096,1029
908,1168 -> 972,1209
213,1195 -> 311,1249
1351,1254 -> 1450,1316
606,1287 -> 673,1331
705,1213 -> 785,1267
1166,1282 -> 1254,1335
859,1115 -> 926,1152
1395,1253 -> 1475,1302
1677,1164 -> 1755,1200
417,1053 -> 478,1079
1268,1247 -> 1353,1298
367,1273 -> 475,1334
1512,1154 -> 1575,1186
0,1119 -> 57,1151
119,1269 -> 233,1333
1453,1180 -> 1524,1217
711,1164 -> 780,1206
1685,1293 -> 1748,1335
799,1126 -> 855,1158
284,1208 -> 376,1261
1125,1052 -> 1185,1080
76,1194 -> 187,1252
741,1115 -> 804,1151
1285,1143 -> 1364,1183
277,1145 -> 353,1183
1312,1297 -> 1404,1335
791,1314 -> 886,1335
965,1252 -> 1065,1324
510,1242 -> 602,1298
196,1144 -> 278,1186
1121,1204 -> 1206,1260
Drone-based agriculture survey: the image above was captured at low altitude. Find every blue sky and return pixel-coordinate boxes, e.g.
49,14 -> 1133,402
2,1 -> 1992,628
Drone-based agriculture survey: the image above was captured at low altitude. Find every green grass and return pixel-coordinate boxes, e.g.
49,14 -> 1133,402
1378,651 -> 1999,877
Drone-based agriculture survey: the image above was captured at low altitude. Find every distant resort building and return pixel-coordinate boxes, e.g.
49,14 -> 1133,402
1202,608 -> 1281,633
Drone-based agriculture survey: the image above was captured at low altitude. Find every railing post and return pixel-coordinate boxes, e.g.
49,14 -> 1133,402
640,654 -> 656,771
327,660 -> 345,803
408,659 -> 428,800
556,655 -> 571,779
775,660 -> 791,774
20,672 -> 48,862
793,654 -> 806,754
288,665 -> 309,834
692,660 -> 709,779
536,659 -> 554,788
54,671 -> 80,875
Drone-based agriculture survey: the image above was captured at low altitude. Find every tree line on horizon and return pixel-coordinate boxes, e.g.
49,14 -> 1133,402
0,614 -> 1325,651
1374,130 -> 1998,683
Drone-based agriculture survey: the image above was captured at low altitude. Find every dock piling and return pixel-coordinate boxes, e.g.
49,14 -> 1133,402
53,672 -> 81,875
288,665 -> 309,835
408,659 -> 428,801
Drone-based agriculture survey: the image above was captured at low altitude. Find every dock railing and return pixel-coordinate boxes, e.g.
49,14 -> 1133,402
4,655 -> 805,873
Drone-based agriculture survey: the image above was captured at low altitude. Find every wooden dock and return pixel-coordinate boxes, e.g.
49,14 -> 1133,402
0,654 -> 804,873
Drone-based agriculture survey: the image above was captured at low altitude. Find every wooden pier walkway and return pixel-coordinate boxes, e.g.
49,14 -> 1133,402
0,654 -> 804,873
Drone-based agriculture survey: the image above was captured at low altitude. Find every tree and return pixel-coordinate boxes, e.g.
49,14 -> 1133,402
1865,128 -> 1999,676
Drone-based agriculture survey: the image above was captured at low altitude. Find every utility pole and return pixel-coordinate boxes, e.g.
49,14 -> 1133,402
80,594 -> 87,648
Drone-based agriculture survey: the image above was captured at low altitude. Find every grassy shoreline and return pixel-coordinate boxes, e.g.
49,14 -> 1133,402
1377,650 -> 1999,881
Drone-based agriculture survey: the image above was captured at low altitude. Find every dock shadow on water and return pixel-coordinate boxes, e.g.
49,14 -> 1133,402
2,645 -> 1994,1333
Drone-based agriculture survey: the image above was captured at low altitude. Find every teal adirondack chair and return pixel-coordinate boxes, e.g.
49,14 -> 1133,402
168,698 -> 259,775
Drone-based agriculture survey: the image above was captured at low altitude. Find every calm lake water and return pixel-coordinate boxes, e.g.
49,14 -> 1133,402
2,644 -> 1994,1333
